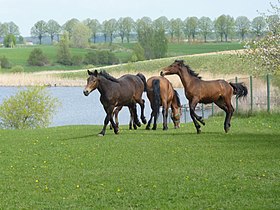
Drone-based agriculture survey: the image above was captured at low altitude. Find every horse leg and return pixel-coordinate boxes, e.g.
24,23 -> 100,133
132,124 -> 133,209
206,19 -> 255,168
193,112 -> 205,126
189,100 -> 201,134
162,106 -> 168,130
128,107 -> 137,130
152,109 -> 158,130
215,99 -> 231,133
146,111 -> 154,130
138,99 -> 147,124
130,104 -> 141,127
100,106 -> 118,136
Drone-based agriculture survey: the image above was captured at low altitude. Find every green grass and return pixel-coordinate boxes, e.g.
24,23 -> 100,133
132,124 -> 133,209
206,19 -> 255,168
0,42 -> 244,72
0,113 -> 280,209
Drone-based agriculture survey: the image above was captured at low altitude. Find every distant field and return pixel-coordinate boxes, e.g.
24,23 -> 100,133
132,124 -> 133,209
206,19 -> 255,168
0,42 -> 244,72
0,113 -> 279,209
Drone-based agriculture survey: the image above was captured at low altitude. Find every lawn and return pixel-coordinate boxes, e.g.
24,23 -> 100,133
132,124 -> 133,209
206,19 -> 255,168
0,113 -> 279,209
0,42 -> 244,72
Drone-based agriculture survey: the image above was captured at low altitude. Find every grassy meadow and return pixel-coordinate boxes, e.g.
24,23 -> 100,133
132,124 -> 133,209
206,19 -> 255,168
0,113 -> 280,209
0,42 -> 244,72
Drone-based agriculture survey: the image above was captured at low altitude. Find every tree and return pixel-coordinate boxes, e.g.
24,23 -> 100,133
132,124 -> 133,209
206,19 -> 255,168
57,32 -> 72,65
0,87 -> 59,129
31,20 -> 47,44
267,14 -> 280,35
46,19 -> 61,43
184,17 -> 199,42
198,17 -> 213,42
251,16 -> 267,38
63,18 -> 79,39
235,16 -> 251,41
102,19 -> 117,44
83,18 -> 100,43
70,22 -> 91,48
117,17 -> 135,43
0,22 -> 20,37
215,15 -> 234,42
137,17 -> 168,59
27,48 -> 49,66
241,0 -> 280,74
170,18 -> 183,43
4,34 -> 16,48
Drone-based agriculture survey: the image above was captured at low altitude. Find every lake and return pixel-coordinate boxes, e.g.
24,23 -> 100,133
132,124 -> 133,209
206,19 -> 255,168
0,87 -> 212,127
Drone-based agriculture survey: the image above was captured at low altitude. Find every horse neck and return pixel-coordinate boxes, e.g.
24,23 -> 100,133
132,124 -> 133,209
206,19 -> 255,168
97,77 -> 118,95
177,67 -> 193,88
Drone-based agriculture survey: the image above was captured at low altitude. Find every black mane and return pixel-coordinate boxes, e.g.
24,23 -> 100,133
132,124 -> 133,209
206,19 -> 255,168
175,60 -> 201,79
184,64 -> 202,79
99,70 -> 119,83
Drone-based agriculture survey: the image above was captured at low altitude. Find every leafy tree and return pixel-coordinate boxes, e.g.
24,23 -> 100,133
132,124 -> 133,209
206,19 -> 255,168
267,14 -> 280,35
63,18 -> 79,39
184,17 -> 199,42
137,17 -> 168,59
83,18 -> 100,43
198,17 -> 213,42
251,16 -> 267,38
215,15 -> 234,42
153,16 -> 169,32
131,43 -> 145,61
235,16 -> 251,41
31,20 -> 47,44
27,48 -> 49,66
4,34 -> 16,48
46,19 -> 61,43
0,22 -> 20,37
241,0 -> 280,74
117,17 -> 135,43
70,22 -> 91,48
170,18 -> 183,43
57,32 -> 72,65
0,87 -> 59,129
102,19 -> 117,43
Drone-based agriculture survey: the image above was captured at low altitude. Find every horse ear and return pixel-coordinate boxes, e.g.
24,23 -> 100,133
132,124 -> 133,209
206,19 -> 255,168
93,70 -> 98,76
87,70 -> 93,75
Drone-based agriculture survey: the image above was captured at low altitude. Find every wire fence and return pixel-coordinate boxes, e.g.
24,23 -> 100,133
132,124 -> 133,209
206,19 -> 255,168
162,74 -> 280,124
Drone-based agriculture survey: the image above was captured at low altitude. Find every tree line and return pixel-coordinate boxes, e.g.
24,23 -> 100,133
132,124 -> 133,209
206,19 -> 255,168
1,14 -> 279,46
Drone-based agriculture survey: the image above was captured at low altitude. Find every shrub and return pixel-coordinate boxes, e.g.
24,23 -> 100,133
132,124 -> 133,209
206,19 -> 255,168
4,34 -> 16,48
71,55 -> 84,66
0,87 -> 60,129
27,48 -> 49,66
84,50 -> 118,65
0,56 -> 12,69
10,65 -> 24,73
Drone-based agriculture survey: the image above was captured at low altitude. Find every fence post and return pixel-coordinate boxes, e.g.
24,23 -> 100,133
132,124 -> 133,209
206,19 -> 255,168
267,74 -> 270,112
212,102 -> 214,116
250,76 -> 253,112
235,77 -> 239,113
184,104 -> 187,123
201,104 -> 204,118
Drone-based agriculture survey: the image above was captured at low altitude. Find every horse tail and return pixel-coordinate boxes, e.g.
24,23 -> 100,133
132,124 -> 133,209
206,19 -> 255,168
173,89 -> 181,107
137,73 -> 147,91
230,82 -> 248,99
152,79 -> 161,115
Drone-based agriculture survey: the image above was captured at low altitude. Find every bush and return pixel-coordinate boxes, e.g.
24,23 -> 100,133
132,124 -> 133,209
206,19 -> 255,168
4,34 -> 16,48
0,87 -> 60,129
10,65 -> 24,73
0,56 -> 12,69
84,50 -> 118,65
27,48 -> 49,66
71,55 -> 84,66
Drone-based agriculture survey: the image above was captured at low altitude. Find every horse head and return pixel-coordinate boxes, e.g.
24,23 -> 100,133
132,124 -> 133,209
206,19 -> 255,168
160,60 -> 184,76
83,70 -> 99,96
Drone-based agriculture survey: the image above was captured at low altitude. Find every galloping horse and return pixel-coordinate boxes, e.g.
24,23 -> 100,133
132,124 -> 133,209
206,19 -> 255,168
146,76 -> 181,130
161,60 -> 248,134
83,70 -> 147,136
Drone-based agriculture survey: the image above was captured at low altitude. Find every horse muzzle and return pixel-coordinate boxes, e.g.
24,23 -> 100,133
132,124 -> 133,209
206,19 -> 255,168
83,89 -> 90,96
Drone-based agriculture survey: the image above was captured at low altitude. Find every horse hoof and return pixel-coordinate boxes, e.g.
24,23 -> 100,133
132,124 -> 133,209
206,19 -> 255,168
197,130 -> 201,134
146,126 -> 150,130
152,127 -> 157,130
142,118 -> 147,124
98,133 -> 104,137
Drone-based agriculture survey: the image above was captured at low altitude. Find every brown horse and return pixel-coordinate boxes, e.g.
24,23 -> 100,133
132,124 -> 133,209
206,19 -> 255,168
83,70 -> 147,136
145,76 -> 181,130
161,60 -> 248,134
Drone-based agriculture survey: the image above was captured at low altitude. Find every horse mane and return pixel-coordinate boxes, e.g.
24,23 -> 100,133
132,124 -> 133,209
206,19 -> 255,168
184,64 -> 202,79
173,89 -> 181,107
176,60 -> 201,80
99,70 -> 119,83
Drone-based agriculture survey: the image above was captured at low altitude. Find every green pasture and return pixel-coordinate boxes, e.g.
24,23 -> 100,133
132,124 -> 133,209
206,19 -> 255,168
0,42 -> 244,72
0,113 -> 279,209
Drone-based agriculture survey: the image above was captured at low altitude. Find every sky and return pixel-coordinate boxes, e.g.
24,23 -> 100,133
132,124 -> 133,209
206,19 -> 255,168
0,0 -> 277,36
